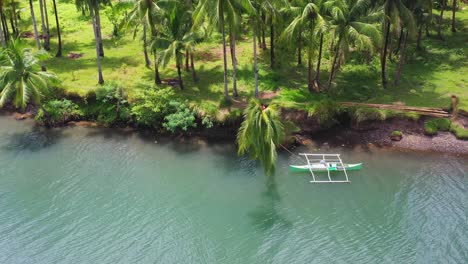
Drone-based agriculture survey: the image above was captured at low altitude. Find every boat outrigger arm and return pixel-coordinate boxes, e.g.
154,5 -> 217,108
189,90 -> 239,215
295,154 -> 356,183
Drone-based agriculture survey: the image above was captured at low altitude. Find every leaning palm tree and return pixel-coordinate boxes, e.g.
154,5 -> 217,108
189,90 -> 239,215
28,0 -> 46,71
0,41 -> 57,109
325,0 -> 381,89
237,99 -> 284,176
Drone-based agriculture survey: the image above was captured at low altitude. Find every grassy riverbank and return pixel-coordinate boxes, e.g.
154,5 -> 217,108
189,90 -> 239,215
18,2 -> 468,117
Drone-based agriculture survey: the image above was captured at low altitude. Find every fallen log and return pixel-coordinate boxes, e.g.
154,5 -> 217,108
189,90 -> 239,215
340,102 -> 450,117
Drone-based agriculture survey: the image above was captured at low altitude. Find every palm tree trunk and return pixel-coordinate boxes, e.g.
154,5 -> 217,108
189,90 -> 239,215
43,0 -> 51,50
0,17 -> 5,47
0,6 -> 9,42
230,30 -> 238,97
395,30 -> 407,85
261,12 -> 266,49
29,0 -> 46,71
270,21 -> 275,68
11,0 -> 18,35
190,53 -> 198,82
438,0 -> 446,40
307,47 -> 313,93
327,43 -> 340,89
38,0 -> 49,51
221,13 -> 229,99
142,22 -> 151,67
52,0 -> 62,57
177,61 -> 184,90
253,23 -> 259,98
90,7 -> 104,84
416,23 -> 423,51
95,5 -> 104,57
381,18 -> 391,89
297,27 -> 302,66
9,17 -> 15,36
147,5 -> 161,84
451,0 -> 457,32
185,50 -> 190,71
394,28 -> 404,56
313,33 -> 324,90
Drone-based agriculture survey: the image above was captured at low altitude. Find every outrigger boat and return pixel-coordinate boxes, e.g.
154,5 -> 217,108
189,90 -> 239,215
290,154 -> 362,183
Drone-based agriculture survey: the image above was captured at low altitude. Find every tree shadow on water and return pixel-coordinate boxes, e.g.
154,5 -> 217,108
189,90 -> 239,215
248,176 -> 292,232
2,127 -> 65,153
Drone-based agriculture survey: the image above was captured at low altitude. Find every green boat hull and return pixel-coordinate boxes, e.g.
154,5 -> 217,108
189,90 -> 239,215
289,163 -> 363,172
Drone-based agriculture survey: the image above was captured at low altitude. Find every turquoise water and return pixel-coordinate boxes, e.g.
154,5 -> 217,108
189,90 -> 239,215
0,115 -> 467,263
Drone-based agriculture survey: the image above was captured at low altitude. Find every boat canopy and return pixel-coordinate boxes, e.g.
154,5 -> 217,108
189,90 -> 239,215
300,153 -> 351,183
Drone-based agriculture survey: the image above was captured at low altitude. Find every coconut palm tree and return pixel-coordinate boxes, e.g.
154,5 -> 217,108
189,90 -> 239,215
155,0 -> 199,89
0,40 -> 57,109
38,0 -> 50,51
237,99 -> 284,176
89,1 -> 104,84
437,0 -> 446,39
282,0 -> 327,92
128,0 -> 162,84
52,0 -> 62,57
381,0 -> 414,88
28,0 -> 46,71
451,0 -> 457,33
324,0 -> 381,89
193,0 -> 251,99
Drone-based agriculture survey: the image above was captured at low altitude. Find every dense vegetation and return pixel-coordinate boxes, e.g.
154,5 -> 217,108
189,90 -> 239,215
0,1 -> 466,136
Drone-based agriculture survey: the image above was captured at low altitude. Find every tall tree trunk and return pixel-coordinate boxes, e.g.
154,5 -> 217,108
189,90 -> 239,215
438,0 -> 446,39
9,17 -> 15,36
142,21 -> 151,67
177,61 -> 184,90
185,50 -> 190,71
451,0 -> 457,32
190,53 -> 198,82
0,17 -> 5,47
146,3 -> 161,84
43,0 -> 51,50
307,47 -> 313,93
394,28 -> 404,56
253,23 -> 259,98
11,0 -> 18,35
95,6 -> 104,57
90,7 -> 104,84
52,0 -> 62,57
327,37 -> 340,90
38,0 -> 49,51
395,30 -> 408,85
381,18 -> 391,89
29,0 -> 46,71
270,21 -> 275,68
221,13 -> 229,99
261,12 -> 266,49
297,27 -> 302,66
0,7 -> 9,42
425,23 -> 430,37
230,30 -> 238,97
313,33 -> 323,91
416,23 -> 423,51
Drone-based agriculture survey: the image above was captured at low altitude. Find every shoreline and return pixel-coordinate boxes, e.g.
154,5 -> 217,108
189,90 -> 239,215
2,109 -> 467,156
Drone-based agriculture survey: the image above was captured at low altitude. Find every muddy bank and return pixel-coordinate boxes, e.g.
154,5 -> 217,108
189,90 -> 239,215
295,117 -> 468,155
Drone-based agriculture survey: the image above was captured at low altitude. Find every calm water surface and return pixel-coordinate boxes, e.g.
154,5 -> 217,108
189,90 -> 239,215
0,115 -> 467,263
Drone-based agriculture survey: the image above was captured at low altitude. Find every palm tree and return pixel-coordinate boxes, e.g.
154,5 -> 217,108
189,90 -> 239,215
437,0 -> 446,39
324,0 -> 381,89
29,0 -> 46,71
128,0 -> 162,84
38,0 -> 50,51
451,0 -> 457,33
0,40 -> 57,109
155,0 -> 199,89
193,0 -> 251,99
237,99 -> 284,176
249,0 -> 260,98
394,0 -> 416,85
282,0 -> 326,92
89,1 -> 104,84
52,0 -> 62,57
380,0 -> 413,88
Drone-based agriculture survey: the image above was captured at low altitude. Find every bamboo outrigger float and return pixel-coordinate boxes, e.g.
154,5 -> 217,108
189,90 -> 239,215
289,154 -> 362,183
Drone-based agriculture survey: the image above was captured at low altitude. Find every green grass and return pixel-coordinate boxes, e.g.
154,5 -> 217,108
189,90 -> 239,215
18,2 -> 468,116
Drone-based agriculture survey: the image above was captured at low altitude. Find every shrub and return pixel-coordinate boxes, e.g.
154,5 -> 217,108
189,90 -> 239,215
349,107 -> 386,124
36,99 -> 83,126
219,97 -> 233,108
424,118 -> 451,135
202,116 -> 214,129
163,101 -> 197,133
308,100 -> 344,128
131,87 -> 176,127
390,130 -> 402,137
450,124 -> 468,140
94,82 -> 130,125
